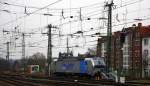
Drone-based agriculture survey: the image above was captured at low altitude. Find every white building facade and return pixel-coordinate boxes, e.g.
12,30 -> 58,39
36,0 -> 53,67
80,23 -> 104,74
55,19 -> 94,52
142,37 -> 150,77
101,43 -> 106,58
122,36 -> 129,70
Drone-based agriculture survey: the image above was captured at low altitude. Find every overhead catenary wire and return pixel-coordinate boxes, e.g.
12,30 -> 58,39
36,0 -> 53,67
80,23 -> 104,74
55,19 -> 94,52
0,0 -> 144,29
15,15 -> 150,49
27,40 -> 98,49
0,9 -> 60,16
3,13 -> 150,48
0,0 -> 63,26
5,5 -> 148,37
47,0 -> 144,29
0,0 -> 142,31
34,16 -> 150,48
86,0 -> 144,17
0,1 -> 104,10
1,0 -> 149,58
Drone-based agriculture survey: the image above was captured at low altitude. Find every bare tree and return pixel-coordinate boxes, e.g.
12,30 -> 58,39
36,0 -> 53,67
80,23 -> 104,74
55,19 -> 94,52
27,52 -> 46,71
87,47 -> 97,56
0,57 -> 7,70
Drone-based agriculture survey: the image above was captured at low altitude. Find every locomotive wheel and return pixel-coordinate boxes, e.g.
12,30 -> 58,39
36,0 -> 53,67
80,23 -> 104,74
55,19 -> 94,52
94,75 -> 97,80
94,74 -> 98,80
94,72 -> 101,80
98,75 -> 101,80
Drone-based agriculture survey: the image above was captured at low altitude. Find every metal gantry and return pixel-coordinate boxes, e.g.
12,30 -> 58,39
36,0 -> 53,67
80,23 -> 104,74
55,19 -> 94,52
47,24 -> 57,77
22,33 -> 26,72
105,0 -> 114,73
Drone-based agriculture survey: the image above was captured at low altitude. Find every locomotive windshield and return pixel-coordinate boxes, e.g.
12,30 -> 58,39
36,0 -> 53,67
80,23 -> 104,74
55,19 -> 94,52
85,57 -> 106,68
93,60 -> 105,66
92,58 -> 105,68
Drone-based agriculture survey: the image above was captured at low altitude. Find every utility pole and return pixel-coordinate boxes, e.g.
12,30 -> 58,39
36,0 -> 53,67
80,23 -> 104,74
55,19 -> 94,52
66,36 -> 69,55
47,24 -> 57,77
22,33 -> 25,72
47,24 -> 52,77
5,42 -> 10,70
6,42 -> 10,61
79,8 -> 83,36
105,0 -> 114,73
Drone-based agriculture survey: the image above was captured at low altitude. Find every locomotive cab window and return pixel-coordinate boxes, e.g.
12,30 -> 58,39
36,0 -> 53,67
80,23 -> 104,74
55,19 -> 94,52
85,61 -> 87,65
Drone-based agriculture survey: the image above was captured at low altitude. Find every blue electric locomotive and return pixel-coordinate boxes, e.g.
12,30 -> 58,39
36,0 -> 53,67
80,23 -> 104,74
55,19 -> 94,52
51,53 -> 108,80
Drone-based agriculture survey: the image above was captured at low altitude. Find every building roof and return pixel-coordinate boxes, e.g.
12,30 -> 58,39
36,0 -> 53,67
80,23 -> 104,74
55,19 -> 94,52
121,23 -> 150,37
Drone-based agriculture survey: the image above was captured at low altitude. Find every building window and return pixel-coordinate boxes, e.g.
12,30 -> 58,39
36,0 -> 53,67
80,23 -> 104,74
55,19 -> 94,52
123,56 -> 129,69
104,43 -> 107,50
136,32 -> 140,37
143,50 -> 149,59
144,38 -> 148,45
135,41 -> 140,46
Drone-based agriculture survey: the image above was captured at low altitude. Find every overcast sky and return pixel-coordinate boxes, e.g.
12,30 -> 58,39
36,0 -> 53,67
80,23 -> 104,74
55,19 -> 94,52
0,0 -> 150,59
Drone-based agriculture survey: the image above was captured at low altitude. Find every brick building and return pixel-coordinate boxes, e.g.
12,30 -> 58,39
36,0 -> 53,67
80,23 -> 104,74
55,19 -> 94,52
122,23 -> 143,78
111,31 -> 123,71
97,23 -> 150,79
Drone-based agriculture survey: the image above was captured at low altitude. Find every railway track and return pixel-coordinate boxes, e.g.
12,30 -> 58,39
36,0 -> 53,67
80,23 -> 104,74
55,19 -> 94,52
0,73 -> 149,86
0,74 -> 116,86
29,75 -> 150,86
0,74 -> 50,86
0,78 -> 40,86
28,77 -> 137,86
0,80 -> 16,86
